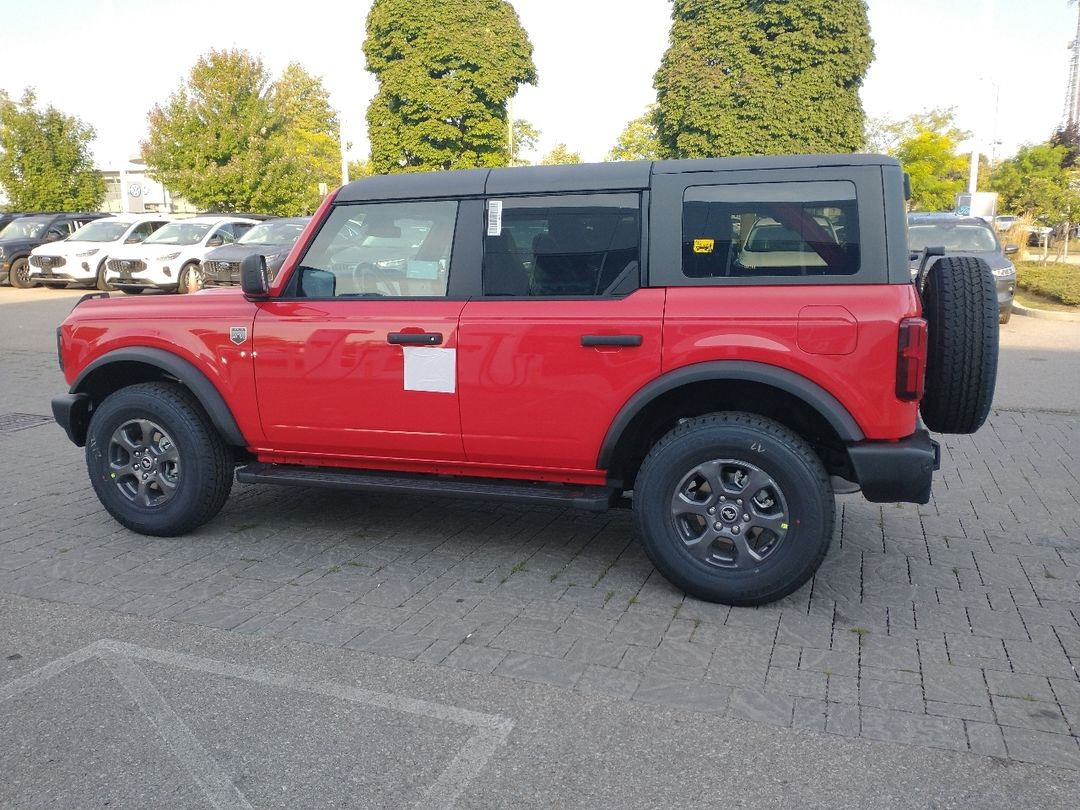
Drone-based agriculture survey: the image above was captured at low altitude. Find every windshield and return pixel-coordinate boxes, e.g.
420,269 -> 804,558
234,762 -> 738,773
0,219 -> 47,240
238,221 -> 307,246
909,224 -> 999,252
69,220 -> 130,243
143,222 -> 211,246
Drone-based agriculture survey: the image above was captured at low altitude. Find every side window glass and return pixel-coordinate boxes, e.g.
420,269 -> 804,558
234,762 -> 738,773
682,181 -> 860,279
233,223 -> 255,240
294,200 -> 457,298
483,194 -> 640,297
214,225 -> 236,244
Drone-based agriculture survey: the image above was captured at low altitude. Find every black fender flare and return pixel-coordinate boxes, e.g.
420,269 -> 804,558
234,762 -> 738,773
71,347 -> 247,447
596,360 -> 864,469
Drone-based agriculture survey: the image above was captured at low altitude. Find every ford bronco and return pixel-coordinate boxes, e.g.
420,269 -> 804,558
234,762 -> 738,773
51,155 -> 999,605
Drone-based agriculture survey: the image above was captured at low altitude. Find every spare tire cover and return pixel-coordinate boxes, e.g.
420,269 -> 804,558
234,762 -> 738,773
919,256 -> 998,434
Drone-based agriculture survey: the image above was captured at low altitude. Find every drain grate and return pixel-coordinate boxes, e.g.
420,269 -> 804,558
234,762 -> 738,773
0,413 -> 53,433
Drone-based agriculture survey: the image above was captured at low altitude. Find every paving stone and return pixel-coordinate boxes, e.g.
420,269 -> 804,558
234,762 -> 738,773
347,629 -> 435,661
776,613 -> 834,648
648,640 -> 714,681
860,707 -> 967,751
859,678 -> 924,713
634,675 -> 731,714
984,670 -> 1056,702
925,700 -> 996,723
826,674 -> 859,705
443,644 -> 508,674
276,619 -> 363,646
792,697 -> 828,731
798,648 -> 858,678
765,667 -> 827,700
490,626 -> 575,658
1001,727 -> 1080,771
575,665 -> 642,700
494,652 -> 585,689
824,702 -> 860,737
990,694 -> 1071,734
965,720 -> 1008,758
727,687 -> 794,726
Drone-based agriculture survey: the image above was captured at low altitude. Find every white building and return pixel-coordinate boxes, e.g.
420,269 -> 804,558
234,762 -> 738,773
100,157 -> 196,215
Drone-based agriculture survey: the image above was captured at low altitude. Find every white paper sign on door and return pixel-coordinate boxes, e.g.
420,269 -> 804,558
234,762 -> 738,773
403,347 -> 456,393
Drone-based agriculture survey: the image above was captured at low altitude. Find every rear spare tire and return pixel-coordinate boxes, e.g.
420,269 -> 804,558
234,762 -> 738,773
920,256 -> 998,434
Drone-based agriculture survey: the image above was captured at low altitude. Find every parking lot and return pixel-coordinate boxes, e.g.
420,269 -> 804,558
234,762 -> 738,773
1,287 -> 1079,807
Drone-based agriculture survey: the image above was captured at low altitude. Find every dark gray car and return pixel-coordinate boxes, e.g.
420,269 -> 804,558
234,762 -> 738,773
907,213 -> 1019,323
201,217 -> 310,287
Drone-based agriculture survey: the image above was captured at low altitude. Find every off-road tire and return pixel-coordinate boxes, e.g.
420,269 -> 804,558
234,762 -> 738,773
85,382 -> 233,536
634,412 -> 834,606
920,256 -> 998,434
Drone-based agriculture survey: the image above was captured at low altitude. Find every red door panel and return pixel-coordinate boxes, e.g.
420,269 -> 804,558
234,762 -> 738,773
458,289 -> 665,472
253,300 -> 467,460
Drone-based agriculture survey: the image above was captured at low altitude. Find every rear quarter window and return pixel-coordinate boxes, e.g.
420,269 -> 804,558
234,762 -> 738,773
682,181 -> 860,279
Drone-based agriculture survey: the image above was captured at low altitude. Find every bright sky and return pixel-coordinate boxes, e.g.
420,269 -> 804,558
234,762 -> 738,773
0,0 -> 1073,169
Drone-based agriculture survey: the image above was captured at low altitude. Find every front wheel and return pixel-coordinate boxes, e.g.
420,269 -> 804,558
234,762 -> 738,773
177,262 -> 202,294
85,382 -> 233,536
634,412 -> 834,606
9,257 -> 34,289
96,260 -> 116,291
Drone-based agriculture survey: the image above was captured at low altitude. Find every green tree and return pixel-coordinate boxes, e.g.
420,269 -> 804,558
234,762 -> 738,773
364,0 -> 537,173
0,88 -> 105,211
654,0 -> 873,159
541,143 -> 582,165
607,106 -> 660,161
992,143 -> 1080,227
347,158 -> 375,180
142,49 -> 340,215
510,119 -> 540,166
871,108 -> 970,211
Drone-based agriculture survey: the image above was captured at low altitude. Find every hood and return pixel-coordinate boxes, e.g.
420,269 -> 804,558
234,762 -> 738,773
204,242 -> 293,274
0,237 -> 40,254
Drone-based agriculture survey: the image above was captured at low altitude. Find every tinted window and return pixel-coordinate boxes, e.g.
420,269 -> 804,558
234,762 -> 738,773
483,194 -> 640,296
682,182 -> 860,278
294,200 -> 457,298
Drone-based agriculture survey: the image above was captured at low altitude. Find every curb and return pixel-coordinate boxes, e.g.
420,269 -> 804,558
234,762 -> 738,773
1013,301 -> 1080,323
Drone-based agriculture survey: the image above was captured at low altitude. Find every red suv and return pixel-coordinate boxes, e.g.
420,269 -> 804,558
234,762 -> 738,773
52,156 -> 998,605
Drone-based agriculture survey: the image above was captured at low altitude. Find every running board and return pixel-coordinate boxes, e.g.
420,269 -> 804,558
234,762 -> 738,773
236,463 -> 616,512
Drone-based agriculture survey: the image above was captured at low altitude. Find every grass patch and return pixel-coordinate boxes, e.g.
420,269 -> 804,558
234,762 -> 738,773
592,559 -> 618,587
602,590 -> 615,607
326,565 -> 341,574
511,559 -> 528,574
345,560 -> 368,568
628,596 -> 639,607
849,627 -> 871,648
230,522 -> 259,533
1015,262 -> 1080,307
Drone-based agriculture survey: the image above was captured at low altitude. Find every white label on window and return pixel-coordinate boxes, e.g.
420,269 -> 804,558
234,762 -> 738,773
403,347 -> 456,394
487,200 -> 503,236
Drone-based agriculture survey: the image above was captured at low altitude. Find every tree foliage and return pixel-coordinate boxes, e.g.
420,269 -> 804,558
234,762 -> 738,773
0,89 -> 105,211
870,108 -> 970,211
654,0 -> 873,159
992,143 -> 1080,226
541,144 -> 582,165
142,49 -> 340,215
364,0 -> 537,173
511,119 -> 540,166
607,106 -> 660,162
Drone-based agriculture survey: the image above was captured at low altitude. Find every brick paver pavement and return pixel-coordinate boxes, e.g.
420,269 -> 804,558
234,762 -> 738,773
1,291 -> 1078,770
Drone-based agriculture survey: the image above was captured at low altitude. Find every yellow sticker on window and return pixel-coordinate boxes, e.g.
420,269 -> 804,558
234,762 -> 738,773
693,238 -> 715,254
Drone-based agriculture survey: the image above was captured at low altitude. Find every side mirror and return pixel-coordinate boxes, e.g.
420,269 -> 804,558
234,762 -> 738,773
45,230 -> 63,242
206,236 -> 224,247
1003,244 -> 1019,255
240,253 -> 269,298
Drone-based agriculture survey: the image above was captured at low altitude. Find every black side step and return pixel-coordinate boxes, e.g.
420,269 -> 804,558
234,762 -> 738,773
236,463 -> 615,512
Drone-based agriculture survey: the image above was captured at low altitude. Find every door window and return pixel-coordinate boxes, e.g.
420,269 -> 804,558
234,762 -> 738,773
292,200 -> 458,298
483,194 -> 640,296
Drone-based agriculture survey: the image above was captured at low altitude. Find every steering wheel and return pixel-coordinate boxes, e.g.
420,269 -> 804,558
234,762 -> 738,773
349,262 -> 399,296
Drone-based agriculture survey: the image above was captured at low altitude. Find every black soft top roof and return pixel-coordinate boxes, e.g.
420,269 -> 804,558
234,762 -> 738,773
335,154 -> 900,202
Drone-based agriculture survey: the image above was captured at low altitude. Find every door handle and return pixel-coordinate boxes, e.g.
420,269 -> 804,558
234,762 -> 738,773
580,334 -> 642,347
388,331 -> 443,346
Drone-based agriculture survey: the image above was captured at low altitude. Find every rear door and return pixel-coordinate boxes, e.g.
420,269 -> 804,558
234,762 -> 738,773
457,193 -> 664,473
252,199 -> 470,461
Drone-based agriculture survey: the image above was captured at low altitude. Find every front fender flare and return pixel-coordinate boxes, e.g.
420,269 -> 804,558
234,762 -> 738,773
71,347 -> 247,447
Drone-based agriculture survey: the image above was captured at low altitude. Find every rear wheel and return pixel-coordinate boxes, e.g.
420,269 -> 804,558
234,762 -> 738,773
85,382 -> 233,536
634,412 -> 834,606
919,256 -> 998,434
9,257 -> 33,289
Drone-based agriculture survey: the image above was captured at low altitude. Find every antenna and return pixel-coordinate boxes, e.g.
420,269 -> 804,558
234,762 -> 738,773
1066,1 -> 1080,127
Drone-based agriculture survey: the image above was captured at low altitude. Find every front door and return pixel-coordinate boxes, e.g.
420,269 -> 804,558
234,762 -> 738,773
253,199 -> 468,462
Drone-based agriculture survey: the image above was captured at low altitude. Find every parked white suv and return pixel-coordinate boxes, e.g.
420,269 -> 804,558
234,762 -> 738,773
28,215 -> 172,291
105,216 -> 259,294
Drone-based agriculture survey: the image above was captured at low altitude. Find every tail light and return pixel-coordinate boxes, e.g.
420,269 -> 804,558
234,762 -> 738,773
896,317 -> 928,401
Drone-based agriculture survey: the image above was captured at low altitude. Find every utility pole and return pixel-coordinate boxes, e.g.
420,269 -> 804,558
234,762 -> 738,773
340,113 -> 350,186
1066,1 -> 1080,128
507,97 -> 514,166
